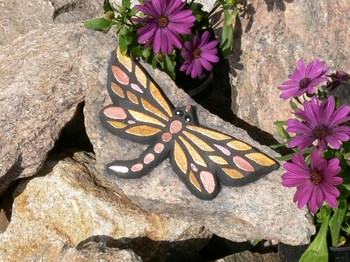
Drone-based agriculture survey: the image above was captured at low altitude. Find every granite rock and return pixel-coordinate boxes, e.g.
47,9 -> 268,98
227,0 -> 350,137
51,0 -> 103,24
0,152 -> 211,261
34,239 -> 143,262
215,250 -> 278,262
0,23 -> 116,194
0,0 -> 103,46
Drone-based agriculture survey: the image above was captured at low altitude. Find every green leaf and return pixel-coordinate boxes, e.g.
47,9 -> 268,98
300,207 -> 330,262
151,55 -> 158,68
343,152 -> 350,159
274,120 -> 288,125
251,239 -> 262,246
122,0 -> 131,9
225,7 -> 238,25
84,18 -> 112,30
118,32 -> 134,55
275,154 -> 292,161
227,0 -> 236,5
329,200 -> 348,247
290,100 -> 299,110
270,143 -> 286,149
129,45 -> 143,58
190,3 -> 208,23
103,0 -> 113,12
142,48 -> 151,59
129,7 -> 139,16
163,54 -> 176,80
341,184 -> 350,191
217,0 -> 226,6
221,10 -> 234,58
274,121 -> 291,140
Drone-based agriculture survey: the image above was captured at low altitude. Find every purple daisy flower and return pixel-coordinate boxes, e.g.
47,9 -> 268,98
282,148 -> 343,213
278,59 -> 329,99
179,31 -> 219,78
287,96 -> 350,150
133,0 -> 196,54
326,70 -> 350,90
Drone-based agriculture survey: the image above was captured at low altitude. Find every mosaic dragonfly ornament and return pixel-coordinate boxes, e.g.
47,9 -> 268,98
100,48 -> 280,200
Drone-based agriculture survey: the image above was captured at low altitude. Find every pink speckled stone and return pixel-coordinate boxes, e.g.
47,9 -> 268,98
131,163 -> 143,172
233,156 -> 255,172
144,153 -> 155,164
103,107 -> 127,120
170,120 -> 182,134
112,65 -> 129,85
191,163 -> 198,172
131,83 -> 143,93
161,133 -> 172,142
154,143 -> 165,153
214,144 -> 231,156
200,171 -> 215,193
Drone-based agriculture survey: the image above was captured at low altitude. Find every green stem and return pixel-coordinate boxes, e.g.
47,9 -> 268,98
299,207 -> 331,262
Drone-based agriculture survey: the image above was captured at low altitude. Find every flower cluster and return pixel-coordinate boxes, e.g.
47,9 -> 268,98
85,0 -> 239,81
133,0 -> 219,79
276,59 -> 350,260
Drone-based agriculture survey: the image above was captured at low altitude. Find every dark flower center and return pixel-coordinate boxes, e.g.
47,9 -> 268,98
158,16 -> 169,27
299,78 -> 311,89
192,48 -> 201,59
310,171 -> 322,185
314,125 -> 329,138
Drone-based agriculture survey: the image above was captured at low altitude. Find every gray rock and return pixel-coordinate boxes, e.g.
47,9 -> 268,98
0,0 -> 103,46
51,0 -> 103,23
226,0 -> 350,138
278,242 -> 308,262
84,53 -> 315,245
0,152 -> 211,261
0,0 -> 54,46
216,251 -> 278,262
0,23 -> 116,194
34,239 -> 143,262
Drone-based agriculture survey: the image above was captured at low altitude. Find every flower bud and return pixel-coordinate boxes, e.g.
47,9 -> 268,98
105,11 -> 115,20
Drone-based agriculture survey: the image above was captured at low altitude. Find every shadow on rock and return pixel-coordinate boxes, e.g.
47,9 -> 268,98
76,234 -> 209,262
263,0 -> 294,12
76,234 -> 278,262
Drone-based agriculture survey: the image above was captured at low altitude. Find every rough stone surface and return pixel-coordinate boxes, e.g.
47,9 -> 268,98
0,0 -> 54,46
34,239 -> 143,262
227,0 -> 350,137
0,152 -> 212,261
0,0 -> 103,46
0,23 -> 116,193
215,251 -> 278,262
84,56 -> 315,246
52,0 -> 103,24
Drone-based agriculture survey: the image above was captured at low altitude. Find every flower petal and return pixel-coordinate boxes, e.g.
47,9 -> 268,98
294,183 -> 313,209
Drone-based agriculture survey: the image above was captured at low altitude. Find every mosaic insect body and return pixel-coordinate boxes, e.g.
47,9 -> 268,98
100,48 -> 280,200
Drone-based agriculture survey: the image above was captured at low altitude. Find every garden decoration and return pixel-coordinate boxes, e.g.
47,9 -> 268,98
275,59 -> 350,261
100,48 -> 279,200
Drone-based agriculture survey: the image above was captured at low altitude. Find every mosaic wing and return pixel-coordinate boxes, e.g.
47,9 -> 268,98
170,120 -> 279,200
100,48 -> 174,144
